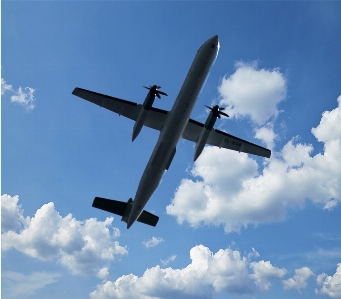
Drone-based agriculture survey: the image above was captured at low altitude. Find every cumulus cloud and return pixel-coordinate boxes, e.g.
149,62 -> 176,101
1,77 -> 36,110
97,267 -> 110,280
250,260 -> 287,291
283,267 -> 314,292
142,236 -> 164,248
218,61 -> 286,125
91,274 -> 140,299
315,263 -> 341,298
2,271 -> 61,298
1,194 -> 29,233
254,123 -> 277,150
161,254 -> 177,266
312,96 -> 341,144
1,195 -> 127,275
90,245 -> 287,299
167,96 -> 341,233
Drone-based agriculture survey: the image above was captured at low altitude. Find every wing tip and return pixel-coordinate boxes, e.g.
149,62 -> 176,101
72,87 -> 81,95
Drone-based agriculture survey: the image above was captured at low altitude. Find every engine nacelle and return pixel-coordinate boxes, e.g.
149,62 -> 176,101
193,107 -> 221,161
194,129 -> 211,161
132,85 -> 167,141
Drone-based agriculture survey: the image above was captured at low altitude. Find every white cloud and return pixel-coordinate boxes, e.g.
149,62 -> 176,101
248,247 -> 260,259
1,194 -> 29,233
250,260 -> 287,291
167,148 -> 259,232
10,86 -> 36,110
2,271 -> 61,298
312,96 -> 341,144
1,77 -> 13,95
142,236 -> 164,248
91,274 -> 140,299
167,96 -> 341,233
161,254 -> 177,266
97,267 -> 110,280
317,248 -> 341,258
1,77 -> 36,110
218,61 -> 286,125
112,227 -> 121,238
254,123 -> 277,150
315,263 -> 341,298
282,267 -> 314,292
90,245 -> 287,299
1,194 -> 128,275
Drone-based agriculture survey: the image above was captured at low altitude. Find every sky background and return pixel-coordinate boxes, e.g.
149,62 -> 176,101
1,1 -> 341,299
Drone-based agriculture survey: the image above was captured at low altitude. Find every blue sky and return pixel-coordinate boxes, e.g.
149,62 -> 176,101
1,1 -> 341,299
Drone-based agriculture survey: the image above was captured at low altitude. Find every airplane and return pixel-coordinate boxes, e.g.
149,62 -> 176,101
72,35 -> 271,229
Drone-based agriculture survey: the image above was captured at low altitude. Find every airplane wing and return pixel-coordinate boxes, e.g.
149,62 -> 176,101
72,88 -> 168,131
182,119 -> 271,158
73,88 -> 270,158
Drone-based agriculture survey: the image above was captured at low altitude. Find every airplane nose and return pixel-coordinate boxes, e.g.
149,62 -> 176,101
211,35 -> 218,45
206,35 -> 219,49
208,35 -> 219,46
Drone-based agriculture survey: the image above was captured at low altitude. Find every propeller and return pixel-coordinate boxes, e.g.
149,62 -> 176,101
143,85 -> 168,99
205,105 -> 229,118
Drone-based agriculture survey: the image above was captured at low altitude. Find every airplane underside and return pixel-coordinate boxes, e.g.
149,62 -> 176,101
72,35 -> 271,229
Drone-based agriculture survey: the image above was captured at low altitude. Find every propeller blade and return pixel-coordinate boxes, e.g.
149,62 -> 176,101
144,85 -> 167,98
205,105 -> 229,117
219,111 -> 229,117
157,91 -> 168,96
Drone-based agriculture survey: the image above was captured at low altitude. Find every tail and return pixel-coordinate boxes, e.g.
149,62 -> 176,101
92,197 -> 159,228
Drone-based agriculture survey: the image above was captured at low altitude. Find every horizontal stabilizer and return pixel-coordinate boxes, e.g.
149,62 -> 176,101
137,210 -> 159,227
92,197 -> 159,227
93,197 -> 126,216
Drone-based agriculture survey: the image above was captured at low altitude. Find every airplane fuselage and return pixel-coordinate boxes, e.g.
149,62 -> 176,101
127,35 -> 219,228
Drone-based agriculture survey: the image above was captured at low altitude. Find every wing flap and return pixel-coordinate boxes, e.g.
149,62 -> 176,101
143,108 -> 168,131
72,87 -> 168,131
182,119 -> 271,158
182,119 -> 204,142
207,128 -> 271,158
73,88 -> 140,120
